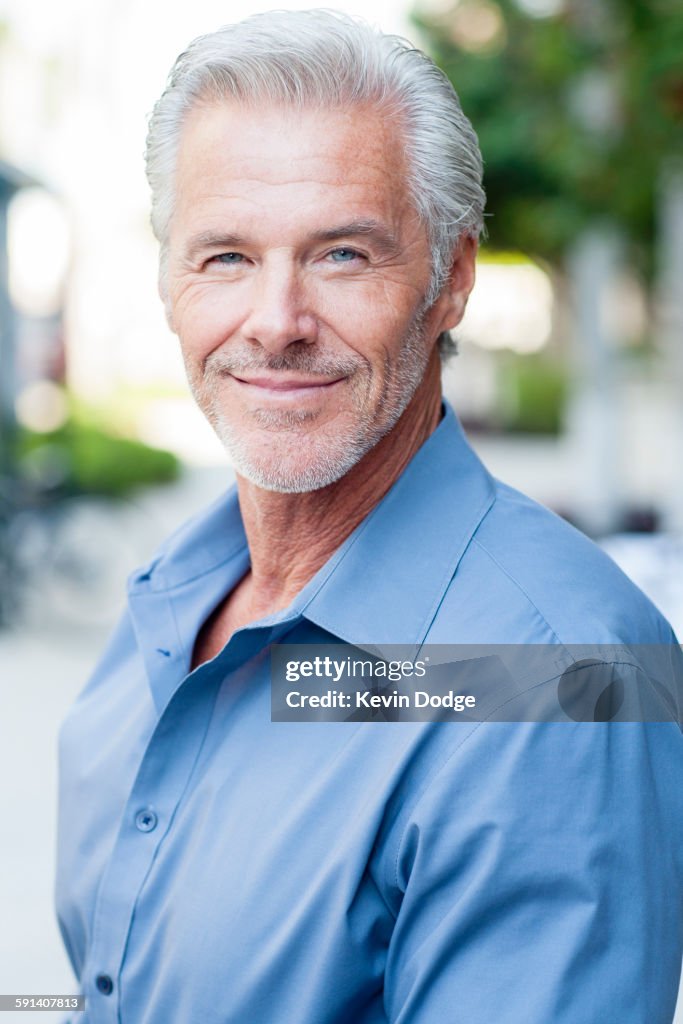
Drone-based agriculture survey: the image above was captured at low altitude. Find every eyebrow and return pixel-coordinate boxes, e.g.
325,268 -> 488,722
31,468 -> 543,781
183,220 -> 401,263
184,232 -> 249,263
308,221 -> 401,256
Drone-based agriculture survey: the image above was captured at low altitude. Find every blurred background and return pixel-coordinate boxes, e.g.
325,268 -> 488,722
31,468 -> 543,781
0,0 -> 681,1018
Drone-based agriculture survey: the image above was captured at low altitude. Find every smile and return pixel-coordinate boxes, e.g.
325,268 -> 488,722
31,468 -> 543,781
229,374 -> 346,399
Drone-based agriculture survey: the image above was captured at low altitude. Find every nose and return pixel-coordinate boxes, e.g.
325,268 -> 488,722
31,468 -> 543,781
242,256 -> 317,354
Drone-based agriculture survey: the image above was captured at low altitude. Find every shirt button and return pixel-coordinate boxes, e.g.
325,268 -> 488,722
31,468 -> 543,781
134,808 -> 158,833
95,974 -> 114,995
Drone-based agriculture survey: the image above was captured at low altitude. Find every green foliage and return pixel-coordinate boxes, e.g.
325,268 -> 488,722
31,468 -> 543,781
18,418 -> 179,498
414,0 -> 683,269
497,352 -> 568,433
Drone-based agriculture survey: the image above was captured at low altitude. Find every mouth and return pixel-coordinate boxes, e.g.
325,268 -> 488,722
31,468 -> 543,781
228,373 -> 346,398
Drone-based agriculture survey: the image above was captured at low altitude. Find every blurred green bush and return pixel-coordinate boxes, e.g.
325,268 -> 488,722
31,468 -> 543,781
18,418 -> 179,497
497,354 -> 568,434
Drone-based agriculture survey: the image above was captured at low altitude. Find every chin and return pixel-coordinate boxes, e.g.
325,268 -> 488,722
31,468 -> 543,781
230,442 -> 367,493
235,462 -> 352,494
214,418 -> 379,493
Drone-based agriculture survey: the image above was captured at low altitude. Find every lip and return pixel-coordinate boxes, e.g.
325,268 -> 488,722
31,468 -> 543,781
230,374 -> 345,392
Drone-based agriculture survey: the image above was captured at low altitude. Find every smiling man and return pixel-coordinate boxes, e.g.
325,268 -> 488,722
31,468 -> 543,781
56,10 -> 683,1024
172,102 -> 452,494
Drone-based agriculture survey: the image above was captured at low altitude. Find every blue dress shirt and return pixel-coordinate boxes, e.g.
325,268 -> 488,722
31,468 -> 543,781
56,403 -> 683,1023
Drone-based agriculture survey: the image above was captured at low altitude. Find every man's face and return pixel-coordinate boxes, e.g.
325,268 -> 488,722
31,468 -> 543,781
167,100 -> 462,492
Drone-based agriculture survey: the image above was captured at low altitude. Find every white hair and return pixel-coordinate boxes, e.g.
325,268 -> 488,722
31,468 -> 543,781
145,8 -> 486,352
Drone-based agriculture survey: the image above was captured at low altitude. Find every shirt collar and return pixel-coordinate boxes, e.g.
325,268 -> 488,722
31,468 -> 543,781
299,401 -> 496,652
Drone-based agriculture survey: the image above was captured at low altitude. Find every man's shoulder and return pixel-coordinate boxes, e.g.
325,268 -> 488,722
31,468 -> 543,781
429,477 -> 674,645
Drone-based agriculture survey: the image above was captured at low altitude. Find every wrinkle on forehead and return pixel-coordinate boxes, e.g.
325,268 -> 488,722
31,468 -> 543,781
174,100 -> 411,205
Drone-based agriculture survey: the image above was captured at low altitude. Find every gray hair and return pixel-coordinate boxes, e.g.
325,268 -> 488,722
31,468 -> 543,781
145,9 -> 485,352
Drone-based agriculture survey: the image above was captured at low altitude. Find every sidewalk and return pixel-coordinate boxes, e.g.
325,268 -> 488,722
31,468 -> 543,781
0,627 -> 102,1022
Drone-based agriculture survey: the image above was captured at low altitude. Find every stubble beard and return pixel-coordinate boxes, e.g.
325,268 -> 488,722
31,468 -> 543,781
185,308 -> 432,493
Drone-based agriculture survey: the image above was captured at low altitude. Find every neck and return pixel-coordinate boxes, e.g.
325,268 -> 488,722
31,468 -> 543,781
235,349 -> 443,619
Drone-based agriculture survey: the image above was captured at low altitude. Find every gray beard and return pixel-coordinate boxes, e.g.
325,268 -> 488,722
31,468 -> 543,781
186,308 -> 431,493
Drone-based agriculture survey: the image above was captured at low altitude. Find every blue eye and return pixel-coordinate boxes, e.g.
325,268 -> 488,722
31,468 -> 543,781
213,252 -> 244,264
329,248 -> 360,262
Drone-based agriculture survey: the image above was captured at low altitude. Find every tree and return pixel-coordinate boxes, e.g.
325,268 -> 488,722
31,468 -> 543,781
413,0 -> 683,273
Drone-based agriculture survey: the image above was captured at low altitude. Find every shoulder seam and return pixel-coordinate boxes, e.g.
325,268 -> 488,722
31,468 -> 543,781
417,488 -> 497,645
471,536 -> 564,645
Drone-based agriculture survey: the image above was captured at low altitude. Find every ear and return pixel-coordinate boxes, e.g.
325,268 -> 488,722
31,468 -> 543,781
432,234 -> 478,335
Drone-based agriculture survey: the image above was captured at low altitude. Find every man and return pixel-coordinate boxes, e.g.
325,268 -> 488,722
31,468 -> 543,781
56,10 -> 683,1023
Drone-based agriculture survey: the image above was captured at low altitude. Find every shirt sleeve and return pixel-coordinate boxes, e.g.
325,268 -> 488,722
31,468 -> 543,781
383,715 -> 683,1023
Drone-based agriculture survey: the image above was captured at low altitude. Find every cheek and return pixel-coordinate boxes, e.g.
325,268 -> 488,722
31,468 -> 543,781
174,285 -> 247,362
317,286 -> 413,359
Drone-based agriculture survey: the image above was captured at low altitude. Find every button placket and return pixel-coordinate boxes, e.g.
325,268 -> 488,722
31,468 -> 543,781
86,665 -> 226,1017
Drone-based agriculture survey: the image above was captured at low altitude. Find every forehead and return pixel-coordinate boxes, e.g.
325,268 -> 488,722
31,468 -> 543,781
171,99 -> 416,236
